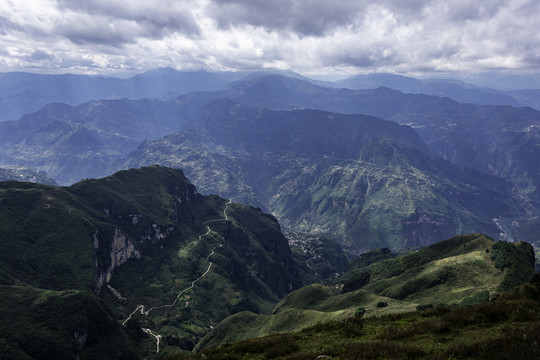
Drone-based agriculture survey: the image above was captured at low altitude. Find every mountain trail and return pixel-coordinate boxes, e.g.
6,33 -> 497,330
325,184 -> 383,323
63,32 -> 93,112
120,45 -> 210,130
304,246 -> 324,283
142,328 -> 162,353
122,199 -> 232,353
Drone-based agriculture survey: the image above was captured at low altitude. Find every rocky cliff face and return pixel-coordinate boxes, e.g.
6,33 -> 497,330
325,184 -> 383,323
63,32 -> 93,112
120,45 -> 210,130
93,228 -> 141,294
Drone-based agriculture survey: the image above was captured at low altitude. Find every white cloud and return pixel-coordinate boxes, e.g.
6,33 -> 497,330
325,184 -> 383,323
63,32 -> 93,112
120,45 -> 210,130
0,0 -> 539,76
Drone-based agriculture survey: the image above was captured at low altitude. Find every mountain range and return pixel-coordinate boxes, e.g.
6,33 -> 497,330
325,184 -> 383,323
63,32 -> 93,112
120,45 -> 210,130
1,68 -> 540,358
113,99 -> 523,252
0,68 -> 309,122
0,166 -> 57,185
0,167 -> 536,359
329,72 -> 540,109
2,72 -> 540,251
3,71 -> 540,202
2,69 -> 540,124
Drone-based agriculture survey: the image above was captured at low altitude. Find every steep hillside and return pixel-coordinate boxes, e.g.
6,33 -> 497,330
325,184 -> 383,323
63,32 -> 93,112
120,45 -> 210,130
0,166 -> 305,357
0,286 -> 140,360
194,234 -> 536,351
231,75 -> 540,207
115,101 -> 522,252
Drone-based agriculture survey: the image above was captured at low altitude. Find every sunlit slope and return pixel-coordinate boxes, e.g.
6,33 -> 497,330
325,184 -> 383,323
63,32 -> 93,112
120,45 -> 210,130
195,234 -> 535,350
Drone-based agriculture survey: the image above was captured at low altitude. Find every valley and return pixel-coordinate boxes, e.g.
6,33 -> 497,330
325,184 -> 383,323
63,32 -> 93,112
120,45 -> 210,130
111,100 -> 525,252
2,72 -> 540,252
0,68 -> 539,359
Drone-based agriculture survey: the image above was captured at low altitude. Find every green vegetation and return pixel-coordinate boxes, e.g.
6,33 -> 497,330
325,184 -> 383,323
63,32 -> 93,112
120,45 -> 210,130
0,166 -> 307,357
192,234 -> 535,350
338,234 -> 535,303
461,290 -> 490,305
0,286 -> 140,360
168,275 -> 540,360
491,241 -> 513,269
0,166 -> 536,359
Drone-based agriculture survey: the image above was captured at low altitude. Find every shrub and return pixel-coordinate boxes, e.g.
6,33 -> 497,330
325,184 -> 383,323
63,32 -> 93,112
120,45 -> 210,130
461,290 -> 490,306
490,241 -> 512,269
264,336 -> 299,359
355,307 -> 366,318
376,301 -> 388,308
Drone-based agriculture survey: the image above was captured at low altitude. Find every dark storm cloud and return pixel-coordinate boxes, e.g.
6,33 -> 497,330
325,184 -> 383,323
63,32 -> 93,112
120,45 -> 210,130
206,0 -> 451,35
55,16 -> 140,45
207,0 -> 370,36
55,0 -> 200,45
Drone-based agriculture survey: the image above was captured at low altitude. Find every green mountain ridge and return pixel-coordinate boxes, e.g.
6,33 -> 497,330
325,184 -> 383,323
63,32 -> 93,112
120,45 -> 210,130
0,166 -> 309,358
0,167 -> 536,359
193,234 -> 536,352
175,273 -> 540,360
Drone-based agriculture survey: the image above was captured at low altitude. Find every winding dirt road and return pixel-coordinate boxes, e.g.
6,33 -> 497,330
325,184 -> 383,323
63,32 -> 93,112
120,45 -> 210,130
122,200 -> 232,353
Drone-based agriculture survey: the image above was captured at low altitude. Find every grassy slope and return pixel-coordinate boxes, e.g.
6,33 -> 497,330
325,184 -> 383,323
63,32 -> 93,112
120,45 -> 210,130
193,234 -> 536,351
172,275 -> 540,360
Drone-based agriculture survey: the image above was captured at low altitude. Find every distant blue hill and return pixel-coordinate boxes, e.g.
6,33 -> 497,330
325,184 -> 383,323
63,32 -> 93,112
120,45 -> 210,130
0,68 -> 306,121
330,73 -> 530,108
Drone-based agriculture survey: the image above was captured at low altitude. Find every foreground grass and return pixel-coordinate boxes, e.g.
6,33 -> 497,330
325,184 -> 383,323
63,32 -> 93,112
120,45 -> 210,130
168,276 -> 540,360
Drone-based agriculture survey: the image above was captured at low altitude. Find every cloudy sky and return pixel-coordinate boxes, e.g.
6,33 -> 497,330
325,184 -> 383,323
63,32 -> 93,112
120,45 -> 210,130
1,0 -> 539,78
